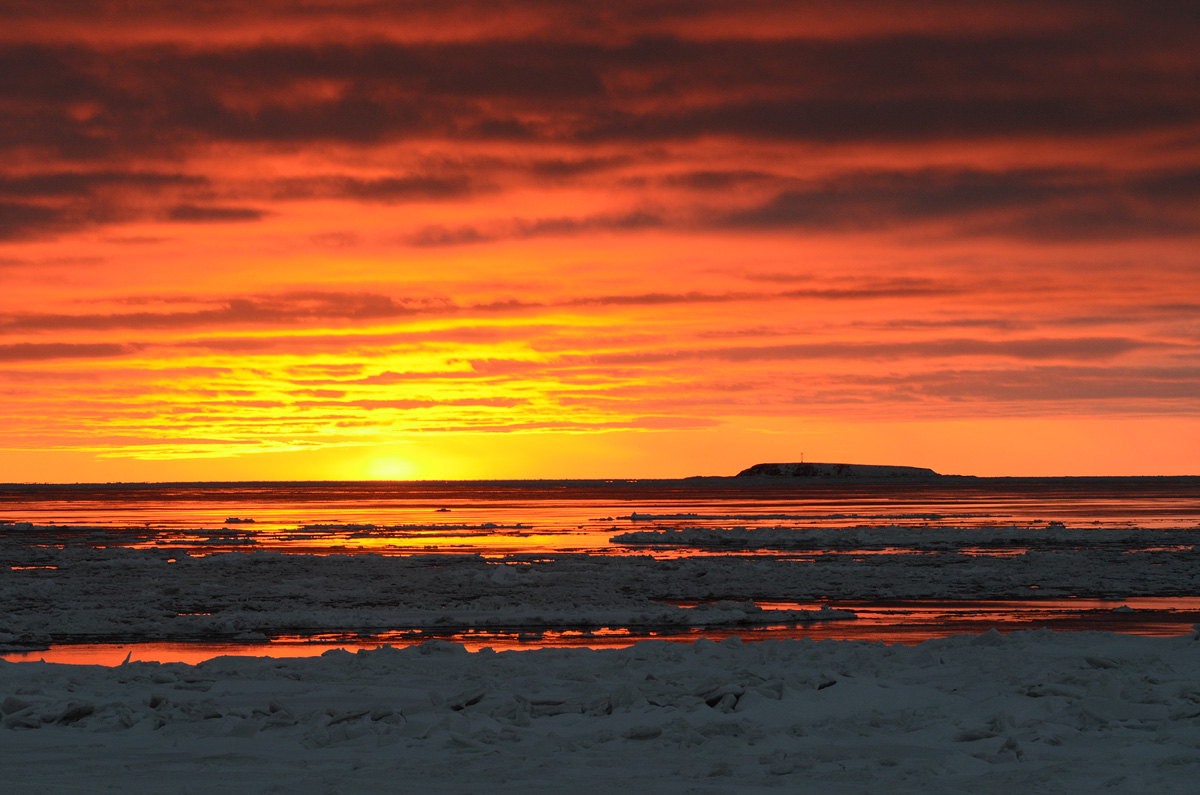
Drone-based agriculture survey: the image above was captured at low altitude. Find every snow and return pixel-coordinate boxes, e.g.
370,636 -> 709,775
3,631 -> 1199,793
4,518 -> 1199,791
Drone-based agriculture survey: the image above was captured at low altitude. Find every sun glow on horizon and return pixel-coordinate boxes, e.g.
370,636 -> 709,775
363,455 -> 419,481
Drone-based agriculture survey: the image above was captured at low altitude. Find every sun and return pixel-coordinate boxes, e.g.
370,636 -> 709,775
364,456 -> 418,480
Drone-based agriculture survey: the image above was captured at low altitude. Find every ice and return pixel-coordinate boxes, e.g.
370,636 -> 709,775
610,523 -> 1200,550
3,531 -> 1198,648
3,519 -> 1198,790
3,631 -> 1200,792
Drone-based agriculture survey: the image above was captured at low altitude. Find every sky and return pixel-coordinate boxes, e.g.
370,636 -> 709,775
1,0 -> 1199,481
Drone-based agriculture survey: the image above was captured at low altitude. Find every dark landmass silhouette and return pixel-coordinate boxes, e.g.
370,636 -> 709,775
736,462 -> 940,478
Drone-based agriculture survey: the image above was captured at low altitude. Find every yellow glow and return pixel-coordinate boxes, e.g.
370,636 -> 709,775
363,455 -> 418,480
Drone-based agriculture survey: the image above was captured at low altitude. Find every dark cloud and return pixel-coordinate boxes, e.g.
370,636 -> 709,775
846,365 -> 1200,405
974,204 -> 1200,241
302,176 -> 470,202
0,172 -> 205,238
561,281 -> 957,308
717,168 -> 1200,239
805,337 -> 1146,361
529,156 -> 632,178
391,166 -> 1200,245
4,19 -> 1198,157
0,292 -> 448,334
0,171 -> 202,197
0,281 -> 971,337
2,8 -> 1199,243
4,1 -> 1193,37
852,317 -> 1031,333
721,169 -> 1070,230
0,342 -> 137,361
580,336 -> 1161,366
406,225 -> 494,247
566,290 -> 756,307
0,168 -> 477,238
269,175 -> 474,203
661,170 -> 775,190
407,210 -> 664,246
462,336 -> 1163,379
0,201 -> 67,239
578,96 -> 1197,146
166,204 -> 264,222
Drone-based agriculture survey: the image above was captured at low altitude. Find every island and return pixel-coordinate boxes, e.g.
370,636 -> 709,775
736,462 -> 940,478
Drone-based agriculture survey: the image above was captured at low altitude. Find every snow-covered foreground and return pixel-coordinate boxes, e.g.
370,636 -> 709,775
3,631 -> 1200,793
4,513 -> 1200,791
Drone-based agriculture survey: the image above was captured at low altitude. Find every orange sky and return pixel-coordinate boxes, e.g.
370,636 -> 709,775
2,1 -> 1199,480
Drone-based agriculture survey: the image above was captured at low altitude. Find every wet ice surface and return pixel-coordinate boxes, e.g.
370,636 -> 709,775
4,477 -> 1198,556
4,632 -> 1200,794
4,526 -> 1200,651
4,509 -> 1200,654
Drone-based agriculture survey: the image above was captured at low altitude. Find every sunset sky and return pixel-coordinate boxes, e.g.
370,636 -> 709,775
2,1 -> 1198,481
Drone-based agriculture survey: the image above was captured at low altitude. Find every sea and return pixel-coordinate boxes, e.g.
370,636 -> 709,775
3,476 -> 1199,555
3,476 -> 1199,663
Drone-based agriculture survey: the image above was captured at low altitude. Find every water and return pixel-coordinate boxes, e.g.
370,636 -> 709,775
3,476 -> 1198,557
7,596 -> 1200,665
3,476 -> 1198,664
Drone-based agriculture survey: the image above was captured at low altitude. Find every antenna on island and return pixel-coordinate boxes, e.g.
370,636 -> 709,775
801,452 -> 804,463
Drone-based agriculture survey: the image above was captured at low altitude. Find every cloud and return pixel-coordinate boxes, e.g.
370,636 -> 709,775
0,171 -> 207,238
2,1 -> 1198,464
715,168 -> 1200,239
0,342 -> 138,361
0,167 -> 480,238
610,337 -> 1161,364
0,201 -> 67,239
529,156 -> 632,178
970,203 -> 1200,241
406,210 -> 664,246
3,11 -> 1198,245
268,174 -> 476,203
5,17 -> 1198,159
166,204 -> 265,222
394,164 -> 1197,248
465,336 -> 1162,376
843,365 -> 1200,406
720,169 -> 1066,230
5,2 -> 1194,45
661,170 -> 776,190
0,171 -> 202,197
0,279 -> 974,341
0,292 -> 449,334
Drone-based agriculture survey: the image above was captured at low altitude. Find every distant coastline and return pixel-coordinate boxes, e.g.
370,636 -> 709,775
736,462 -> 941,479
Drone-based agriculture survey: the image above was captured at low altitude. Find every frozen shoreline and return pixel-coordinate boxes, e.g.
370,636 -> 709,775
4,516 -> 1199,792
3,523 -> 1199,650
4,631 -> 1200,793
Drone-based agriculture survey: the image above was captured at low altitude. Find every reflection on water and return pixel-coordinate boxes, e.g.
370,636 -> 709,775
6,597 -> 1199,666
3,479 -> 1198,666
2,477 -> 1199,558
